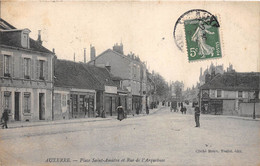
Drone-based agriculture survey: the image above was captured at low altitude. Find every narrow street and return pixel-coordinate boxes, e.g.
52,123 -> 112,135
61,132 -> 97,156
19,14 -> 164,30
0,107 -> 259,166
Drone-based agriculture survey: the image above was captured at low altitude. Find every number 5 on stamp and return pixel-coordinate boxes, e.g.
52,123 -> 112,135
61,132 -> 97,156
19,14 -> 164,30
184,17 -> 222,61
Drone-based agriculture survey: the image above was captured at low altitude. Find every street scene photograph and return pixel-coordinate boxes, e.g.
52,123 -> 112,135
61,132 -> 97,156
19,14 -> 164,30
0,1 -> 259,166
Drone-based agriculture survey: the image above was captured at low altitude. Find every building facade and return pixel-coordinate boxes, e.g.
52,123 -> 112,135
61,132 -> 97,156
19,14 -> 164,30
53,59 -> 121,119
0,18 -> 55,122
88,43 -> 148,114
200,72 -> 260,117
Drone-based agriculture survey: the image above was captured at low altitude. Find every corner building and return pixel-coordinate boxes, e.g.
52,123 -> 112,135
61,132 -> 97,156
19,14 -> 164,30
0,18 -> 55,121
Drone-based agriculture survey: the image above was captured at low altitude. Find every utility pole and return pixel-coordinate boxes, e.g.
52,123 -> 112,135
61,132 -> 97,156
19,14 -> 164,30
253,91 -> 256,119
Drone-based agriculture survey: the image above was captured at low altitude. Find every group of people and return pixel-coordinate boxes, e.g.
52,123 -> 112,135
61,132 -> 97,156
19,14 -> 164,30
1,102 -> 200,128
170,101 -> 187,114
170,100 -> 200,127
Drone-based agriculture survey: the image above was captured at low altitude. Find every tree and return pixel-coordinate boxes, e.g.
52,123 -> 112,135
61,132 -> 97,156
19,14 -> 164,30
152,72 -> 170,101
171,81 -> 184,101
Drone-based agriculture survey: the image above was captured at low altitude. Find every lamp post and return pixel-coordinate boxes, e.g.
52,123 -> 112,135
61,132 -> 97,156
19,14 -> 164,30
253,91 -> 256,119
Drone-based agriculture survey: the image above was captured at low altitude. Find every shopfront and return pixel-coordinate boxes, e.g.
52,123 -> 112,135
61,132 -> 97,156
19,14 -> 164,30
69,89 -> 96,119
132,95 -> 142,114
104,86 -> 117,116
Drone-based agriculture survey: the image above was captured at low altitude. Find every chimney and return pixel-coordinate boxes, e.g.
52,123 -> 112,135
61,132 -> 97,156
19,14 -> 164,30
52,48 -> 55,53
84,48 -> 86,63
90,45 -> 96,61
37,30 -> 42,45
112,43 -> 124,54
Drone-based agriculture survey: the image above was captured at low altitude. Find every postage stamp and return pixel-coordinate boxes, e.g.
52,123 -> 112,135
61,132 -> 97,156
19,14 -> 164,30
173,9 -> 222,62
184,18 -> 222,61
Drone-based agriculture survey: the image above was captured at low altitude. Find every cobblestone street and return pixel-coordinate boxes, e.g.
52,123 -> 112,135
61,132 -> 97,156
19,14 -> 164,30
0,107 -> 259,166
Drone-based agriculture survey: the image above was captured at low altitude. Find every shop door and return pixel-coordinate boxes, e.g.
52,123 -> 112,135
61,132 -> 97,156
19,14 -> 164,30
39,93 -> 45,120
14,92 -> 20,121
105,96 -> 112,116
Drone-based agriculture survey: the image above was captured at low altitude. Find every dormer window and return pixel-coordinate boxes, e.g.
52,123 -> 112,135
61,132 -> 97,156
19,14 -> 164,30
21,29 -> 31,48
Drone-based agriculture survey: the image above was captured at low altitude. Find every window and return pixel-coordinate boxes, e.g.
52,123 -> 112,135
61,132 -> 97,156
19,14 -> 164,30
61,94 -> 67,107
217,90 -> 222,98
21,32 -> 29,48
39,60 -> 44,80
132,66 -> 136,78
4,55 -> 10,77
238,91 -> 243,98
24,58 -> 30,79
24,93 -> 31,113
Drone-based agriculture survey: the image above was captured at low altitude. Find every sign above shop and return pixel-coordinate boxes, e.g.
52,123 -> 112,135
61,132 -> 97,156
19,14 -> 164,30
105,86 -> 117,94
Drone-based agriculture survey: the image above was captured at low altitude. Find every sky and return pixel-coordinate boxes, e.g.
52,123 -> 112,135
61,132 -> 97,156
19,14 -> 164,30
1,1 -> 259,88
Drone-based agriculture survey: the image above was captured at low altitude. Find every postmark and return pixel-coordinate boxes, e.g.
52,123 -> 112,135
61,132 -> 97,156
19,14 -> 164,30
173,9 -> 222,62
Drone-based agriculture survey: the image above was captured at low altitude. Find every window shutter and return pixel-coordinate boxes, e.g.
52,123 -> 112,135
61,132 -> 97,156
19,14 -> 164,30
24,58 -> 26,77
36,60 -> 39,79
28,95 -> 31,113
0,54 -> 3,77
12,56 -> 14,77
20,57 -> 24,78
30,59 -> 33,79
23,93 -> 25,113
45,60 -> 48,81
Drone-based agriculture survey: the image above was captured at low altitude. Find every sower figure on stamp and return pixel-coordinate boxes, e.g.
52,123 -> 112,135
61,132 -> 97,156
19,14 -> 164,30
1,109 -> 9,129
194,102 -> 200,127
191,20 -> 215,58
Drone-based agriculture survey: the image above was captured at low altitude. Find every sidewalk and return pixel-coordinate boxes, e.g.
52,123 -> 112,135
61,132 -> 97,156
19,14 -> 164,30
6,107 -> 162,129
225,115 -> 260,121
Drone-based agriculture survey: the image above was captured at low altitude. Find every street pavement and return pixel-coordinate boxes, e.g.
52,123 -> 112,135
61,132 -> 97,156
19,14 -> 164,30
0,106 -> 259,166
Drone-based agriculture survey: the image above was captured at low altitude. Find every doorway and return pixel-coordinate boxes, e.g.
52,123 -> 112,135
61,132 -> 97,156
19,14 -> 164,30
14,92 -> 20,121
39,93 -> 45,120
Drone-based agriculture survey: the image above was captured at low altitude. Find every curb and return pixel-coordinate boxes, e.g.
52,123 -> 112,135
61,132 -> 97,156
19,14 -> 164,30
6,108 -> 162,129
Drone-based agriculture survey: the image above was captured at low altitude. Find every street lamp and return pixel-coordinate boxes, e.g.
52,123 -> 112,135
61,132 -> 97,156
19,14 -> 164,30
253,91 -> 257,119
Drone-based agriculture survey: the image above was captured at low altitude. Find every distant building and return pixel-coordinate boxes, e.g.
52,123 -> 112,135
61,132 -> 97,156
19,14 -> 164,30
199,62 -> 231,86
200,72 -> 260,117
88,43 -> 147,114
0,18 -> 55,121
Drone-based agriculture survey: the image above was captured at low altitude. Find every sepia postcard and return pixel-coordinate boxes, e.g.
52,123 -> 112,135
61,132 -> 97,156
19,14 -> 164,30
0,1 -> 259,166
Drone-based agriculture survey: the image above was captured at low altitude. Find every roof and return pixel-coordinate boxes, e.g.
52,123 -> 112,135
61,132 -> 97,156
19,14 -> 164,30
201,72 -> 260,91
54,59 -> 116,91
88,49 -> 144,66
0,18 -> 53,54
0,18 -> 16,30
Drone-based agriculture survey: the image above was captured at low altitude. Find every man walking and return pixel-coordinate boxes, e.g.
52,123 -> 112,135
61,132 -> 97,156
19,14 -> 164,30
1,109 -> 9,129
194,103 -> 200,127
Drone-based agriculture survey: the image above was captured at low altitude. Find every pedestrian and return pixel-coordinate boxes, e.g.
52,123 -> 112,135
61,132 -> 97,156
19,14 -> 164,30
117,105 -> 125,121
100,106 -> 106,118
183,106 -> 187,114
194,103 -> 200,127
146,104 -> 149,114
1,109 -> 9,129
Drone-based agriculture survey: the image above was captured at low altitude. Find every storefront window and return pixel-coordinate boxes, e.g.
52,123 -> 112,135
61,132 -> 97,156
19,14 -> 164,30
238,91 -> 243,98
79,95 -> 85,112
61,94 -> 67,107
71,94 -> 78,112
217,90 -> 222,98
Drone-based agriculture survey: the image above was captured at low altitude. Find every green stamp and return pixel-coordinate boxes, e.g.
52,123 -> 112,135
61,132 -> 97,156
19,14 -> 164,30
184,18 -> 222,61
